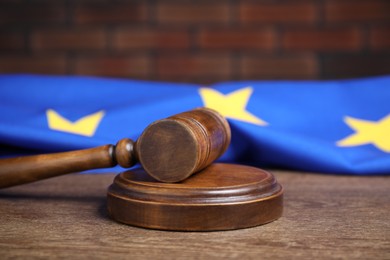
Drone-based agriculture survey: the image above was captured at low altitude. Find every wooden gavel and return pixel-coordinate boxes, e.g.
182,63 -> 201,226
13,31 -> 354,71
0,108 -> 231,188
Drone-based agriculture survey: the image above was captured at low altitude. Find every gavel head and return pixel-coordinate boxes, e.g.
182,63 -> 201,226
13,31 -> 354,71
135,108 -> 231,182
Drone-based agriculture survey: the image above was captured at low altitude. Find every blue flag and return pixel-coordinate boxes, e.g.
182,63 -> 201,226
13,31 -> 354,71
0,74 -> 389,175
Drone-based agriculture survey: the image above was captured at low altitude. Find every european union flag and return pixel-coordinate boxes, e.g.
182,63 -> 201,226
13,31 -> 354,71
0,74 -> 389,175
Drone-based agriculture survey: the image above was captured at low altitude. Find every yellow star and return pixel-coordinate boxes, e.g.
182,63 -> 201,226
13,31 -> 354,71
337,114 -> 390,152
47,109 -> 105,137
199,87 -> 267,125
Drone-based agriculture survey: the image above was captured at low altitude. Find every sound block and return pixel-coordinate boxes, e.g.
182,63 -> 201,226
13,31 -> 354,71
107,163 -> 283,231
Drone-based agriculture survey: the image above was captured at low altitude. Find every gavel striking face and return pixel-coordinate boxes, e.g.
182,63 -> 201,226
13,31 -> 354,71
0,108 -> 231,188
135,108 -> 231,182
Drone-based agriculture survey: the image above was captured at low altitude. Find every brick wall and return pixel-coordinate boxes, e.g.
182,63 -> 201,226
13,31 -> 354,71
0,0 -> 389,84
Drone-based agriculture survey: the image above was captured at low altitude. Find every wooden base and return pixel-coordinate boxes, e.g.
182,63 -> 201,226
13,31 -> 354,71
107,163 -> 283,231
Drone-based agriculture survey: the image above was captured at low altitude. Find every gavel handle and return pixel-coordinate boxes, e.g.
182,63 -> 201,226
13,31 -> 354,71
0,145 -> 117,189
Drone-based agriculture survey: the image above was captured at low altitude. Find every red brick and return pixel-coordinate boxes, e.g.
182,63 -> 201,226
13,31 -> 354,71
156,2 -> 230,25
370,27 -> 390,50
73,2 -> 148,24
240,2 -> 318,24
156,54 -> 232,83
0,32 -> 25,51
283,28 -> 362,51
240,54 -> 319,79
322,54 -> 390,78
325,0 -> 390,23
73,55 -> 151,78
0,55 -> 66,74
0,3 -> 66,25
199,29 -> 276,50
112,28 -> 190,50
32,29 -> 107,51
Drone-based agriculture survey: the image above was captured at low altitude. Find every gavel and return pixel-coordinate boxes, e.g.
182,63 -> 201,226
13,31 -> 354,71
0,108 -> 231,188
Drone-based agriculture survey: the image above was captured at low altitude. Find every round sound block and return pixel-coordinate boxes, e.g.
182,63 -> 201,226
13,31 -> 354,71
107,163 -> 283,231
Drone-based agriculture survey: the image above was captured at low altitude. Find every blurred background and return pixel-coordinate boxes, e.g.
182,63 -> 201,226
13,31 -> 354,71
0,0 -> 389,84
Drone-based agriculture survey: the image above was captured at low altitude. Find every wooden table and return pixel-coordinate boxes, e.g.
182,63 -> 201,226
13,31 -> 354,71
0,170 -> 389,259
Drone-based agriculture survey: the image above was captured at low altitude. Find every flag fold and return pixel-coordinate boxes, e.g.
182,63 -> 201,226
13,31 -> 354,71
1,74 -> 389,175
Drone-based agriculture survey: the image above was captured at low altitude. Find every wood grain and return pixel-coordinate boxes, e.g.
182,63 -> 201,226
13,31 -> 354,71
0,145 -> 116,188
136,107 -> 231,182
107,164 -> 283,231
0,170 -> 389,259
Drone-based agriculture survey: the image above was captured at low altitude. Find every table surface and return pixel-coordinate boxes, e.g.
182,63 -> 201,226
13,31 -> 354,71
0,168 -> 389,259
